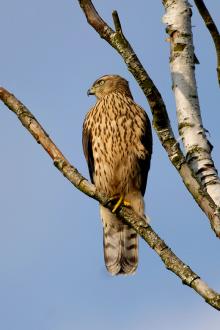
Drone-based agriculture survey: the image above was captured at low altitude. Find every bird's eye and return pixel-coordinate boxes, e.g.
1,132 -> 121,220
98,80 -> 105,86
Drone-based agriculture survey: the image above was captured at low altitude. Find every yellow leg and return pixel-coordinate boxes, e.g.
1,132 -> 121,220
111,194 -> 131,213
112,194 -> 124,213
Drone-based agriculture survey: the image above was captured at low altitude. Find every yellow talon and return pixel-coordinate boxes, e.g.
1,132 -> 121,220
123,200 -> 131,207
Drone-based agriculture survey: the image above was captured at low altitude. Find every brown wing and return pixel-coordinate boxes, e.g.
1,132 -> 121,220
139,111 -> 152,196
82,119 -> 94,183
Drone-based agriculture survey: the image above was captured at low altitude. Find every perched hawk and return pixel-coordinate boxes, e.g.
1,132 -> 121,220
83,75 -> 152,275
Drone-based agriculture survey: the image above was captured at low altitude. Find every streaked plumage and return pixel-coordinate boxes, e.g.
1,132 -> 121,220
83,75 -> 152,275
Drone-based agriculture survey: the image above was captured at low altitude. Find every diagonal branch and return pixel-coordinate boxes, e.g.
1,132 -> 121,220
78,0 -> 220,237
194,0 -> 220,86
1,86 -> 220,310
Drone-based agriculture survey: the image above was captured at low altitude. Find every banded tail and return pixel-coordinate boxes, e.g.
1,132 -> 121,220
100,192 -> 146,275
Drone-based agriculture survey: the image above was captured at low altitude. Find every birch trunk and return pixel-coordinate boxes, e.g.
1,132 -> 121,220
162,0 -> 220,205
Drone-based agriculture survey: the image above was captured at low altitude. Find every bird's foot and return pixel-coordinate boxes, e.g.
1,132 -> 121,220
108,194 -> 131,213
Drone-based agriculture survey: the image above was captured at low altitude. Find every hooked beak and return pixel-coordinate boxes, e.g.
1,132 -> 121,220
87,86 -> 95,96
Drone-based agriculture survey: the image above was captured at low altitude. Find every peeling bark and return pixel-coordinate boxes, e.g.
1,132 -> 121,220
162,0 -> 220,205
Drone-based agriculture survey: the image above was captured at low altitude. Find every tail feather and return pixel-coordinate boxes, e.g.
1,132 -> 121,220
103,219 -> 123,275
100,206 -> 140,275
121,225 -> 138,274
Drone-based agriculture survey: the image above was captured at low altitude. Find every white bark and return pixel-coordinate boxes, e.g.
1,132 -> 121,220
162,0 -> 220,205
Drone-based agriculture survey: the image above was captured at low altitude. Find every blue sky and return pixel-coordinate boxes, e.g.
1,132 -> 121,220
0,1 -> 220,329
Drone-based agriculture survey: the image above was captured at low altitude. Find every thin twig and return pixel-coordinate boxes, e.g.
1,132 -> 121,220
194,0 -> 220,86
112,10 -> 122,34
78,0 -> 220,237
1,86 -> 220,310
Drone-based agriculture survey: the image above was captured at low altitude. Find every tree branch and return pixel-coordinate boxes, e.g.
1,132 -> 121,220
1,86 -> 220,310
78,0 -> 220,237
162,0 -> 220,206
194,0 -> 220,86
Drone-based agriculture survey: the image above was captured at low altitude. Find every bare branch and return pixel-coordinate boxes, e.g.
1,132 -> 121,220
1,86 -> 220,310
77,0 -> 220,237
194,0 -> 220,86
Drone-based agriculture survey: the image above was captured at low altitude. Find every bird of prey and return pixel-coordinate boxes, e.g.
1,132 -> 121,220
83,75 -> 152,275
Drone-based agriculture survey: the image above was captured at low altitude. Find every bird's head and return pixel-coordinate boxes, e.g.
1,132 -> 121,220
87,75 -> 132,100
